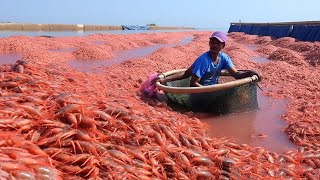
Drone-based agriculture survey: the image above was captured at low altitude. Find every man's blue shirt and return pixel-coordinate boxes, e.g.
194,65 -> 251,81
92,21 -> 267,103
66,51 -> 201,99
191,51 -> 234,85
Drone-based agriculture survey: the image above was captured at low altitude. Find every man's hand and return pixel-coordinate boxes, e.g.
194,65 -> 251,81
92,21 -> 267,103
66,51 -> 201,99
151,74 -> 165,84
232,69 -> 262,81
248,70 -> 262,81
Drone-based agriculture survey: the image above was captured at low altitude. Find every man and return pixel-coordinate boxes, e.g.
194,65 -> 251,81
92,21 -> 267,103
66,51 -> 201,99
156,31 -> 261,86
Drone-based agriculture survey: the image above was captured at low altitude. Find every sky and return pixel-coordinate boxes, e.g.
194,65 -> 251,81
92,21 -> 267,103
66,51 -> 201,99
1,0 -> 319,30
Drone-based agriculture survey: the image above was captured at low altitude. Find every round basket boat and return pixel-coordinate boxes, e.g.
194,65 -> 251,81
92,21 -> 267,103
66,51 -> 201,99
155,69 -> 260,114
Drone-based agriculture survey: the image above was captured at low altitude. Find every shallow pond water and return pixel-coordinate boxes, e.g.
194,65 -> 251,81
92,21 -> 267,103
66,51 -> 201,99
197,89 -> 298,153
68,36 -> 193,73
0,54 -> 21,65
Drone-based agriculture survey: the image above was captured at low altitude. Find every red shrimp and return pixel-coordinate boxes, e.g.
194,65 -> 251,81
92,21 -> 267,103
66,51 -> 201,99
191,156 -> 214,166
55,163 -> 82,175
10,170 -> 36,180
198,136 -> 211,150
55,104 -> 81,117
281,154 -> 298,164
92,110 -> 113,121
104,149 -> 132,164
72,154 -> 93,166
0,161 -> 27,171
79,116 -> 95,126
176,153 -> 191,169
0,169 -> 9,178
278,168 -> 297,177
66,113 -> 78,128
118,145 -> 149,163
21,142 -> 48,157
176,171 -> 189,180
154,132 -> 165,147
131,159 -> 152,170
313,158 -> 320,168
182,149 -> 203,159
74,140 -> 98,156
305,172 -> 317,180
187,135 -> 200,147
75,129 -> 94,142
30,130 -> 41,143
179,133 -> 191,148
265,152 -> 275,163
51,152 -> 75,163
193,169 -> 215,180
15,155 -> 50,166
208,148 -> 230,159
0,81 -> 19,88
159,125 -> 181,147
83,166 -> 99,178
304,159 -> 317,169
16,104 -> 42,117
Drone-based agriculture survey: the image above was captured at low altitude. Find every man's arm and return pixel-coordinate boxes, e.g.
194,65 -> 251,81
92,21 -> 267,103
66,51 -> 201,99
190,74 -> 202,87
154,67 -> 193,84
227,66 -> 261,81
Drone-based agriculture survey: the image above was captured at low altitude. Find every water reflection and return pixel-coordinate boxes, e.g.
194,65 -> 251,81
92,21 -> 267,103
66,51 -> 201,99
68,36 -> 193,73
197,90 -> 298,153
244,44 -> 270,63
49,47 -> 76,53
91,41 -> 106,45
0,54 -> 21,65
251,56 -> 270,63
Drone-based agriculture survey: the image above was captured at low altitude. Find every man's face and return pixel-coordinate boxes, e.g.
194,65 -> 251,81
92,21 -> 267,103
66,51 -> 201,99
209,37 -> 225,53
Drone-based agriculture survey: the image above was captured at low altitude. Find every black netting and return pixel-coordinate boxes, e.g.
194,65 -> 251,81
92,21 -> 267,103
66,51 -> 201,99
164,77 -> 258,115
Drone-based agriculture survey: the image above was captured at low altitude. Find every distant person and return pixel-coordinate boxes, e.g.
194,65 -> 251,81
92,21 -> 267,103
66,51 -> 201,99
154,31 -> 261,86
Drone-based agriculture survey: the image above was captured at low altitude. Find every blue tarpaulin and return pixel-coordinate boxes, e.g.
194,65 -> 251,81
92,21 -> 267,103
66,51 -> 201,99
304,25 -> 320,42
249,26 -> 261,35
256,26 -> 269,36
266,25 -> 291,38
291,25 -> 310,41
228,24 -> 241,33
240,25 -> 252,34
228,23 -> 319,42
121,25 -> 149,30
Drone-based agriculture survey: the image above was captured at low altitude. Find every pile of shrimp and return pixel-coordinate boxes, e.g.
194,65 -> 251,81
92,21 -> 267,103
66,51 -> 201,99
0,59 -> 294,179
1,31 -> 320,179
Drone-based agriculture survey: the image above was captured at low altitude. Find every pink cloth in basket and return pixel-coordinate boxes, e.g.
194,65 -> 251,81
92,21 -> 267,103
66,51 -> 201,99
140,73 -> 158,97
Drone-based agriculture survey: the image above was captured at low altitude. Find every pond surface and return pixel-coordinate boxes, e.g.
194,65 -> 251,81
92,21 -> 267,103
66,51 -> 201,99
197,89 -> 298,153
68,36 -> 193,73
0,54 -> 21,65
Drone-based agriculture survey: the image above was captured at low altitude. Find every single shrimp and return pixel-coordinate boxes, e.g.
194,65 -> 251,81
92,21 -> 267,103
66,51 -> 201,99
92,110 -> 113,121
104,149 -> 132,164
179,133 -> 191,148
10,170 -> 36,180
55,104 -> 82,117
16,104 -> 43,117
159,125 -> 181,147
154,132 -> 165,147
66,113 -> 78,128
74,140 -> 98,156
190,156 -> 214,166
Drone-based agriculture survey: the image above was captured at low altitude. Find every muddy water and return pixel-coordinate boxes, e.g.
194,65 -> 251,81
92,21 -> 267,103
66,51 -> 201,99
251,56 -> 270,63
0,54 -> 21,65
91,41 -> 106,45
68,36 -> 193,73
197,90 -> 298,153
49,47 -> 76,53
244,44 -> 270,63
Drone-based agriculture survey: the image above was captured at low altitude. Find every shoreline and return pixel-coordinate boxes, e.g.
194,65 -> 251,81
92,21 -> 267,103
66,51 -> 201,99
0,22 -> 195,31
